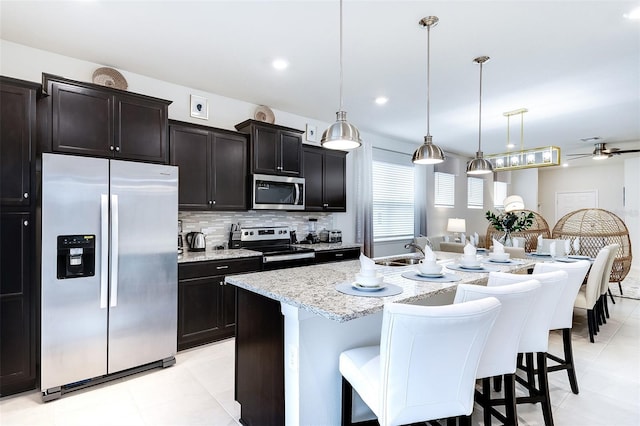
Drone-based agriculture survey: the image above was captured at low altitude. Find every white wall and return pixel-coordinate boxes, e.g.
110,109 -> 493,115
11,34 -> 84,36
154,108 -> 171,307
537,162 -> 625,227
624,157 -> 640,272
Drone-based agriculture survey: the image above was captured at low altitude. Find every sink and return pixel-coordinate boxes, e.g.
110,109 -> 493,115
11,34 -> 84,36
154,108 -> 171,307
375,257 -> 423,266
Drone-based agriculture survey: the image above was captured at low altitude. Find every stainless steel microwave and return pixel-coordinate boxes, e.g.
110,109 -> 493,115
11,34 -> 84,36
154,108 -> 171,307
252,174 -> 305,210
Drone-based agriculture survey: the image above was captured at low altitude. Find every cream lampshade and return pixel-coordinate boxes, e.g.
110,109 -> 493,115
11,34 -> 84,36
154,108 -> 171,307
503,195 -> 525,212
447,218 -> 466,242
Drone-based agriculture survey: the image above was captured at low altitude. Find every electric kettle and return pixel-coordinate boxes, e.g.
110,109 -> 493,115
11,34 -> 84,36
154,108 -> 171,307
186,232 -> 206,252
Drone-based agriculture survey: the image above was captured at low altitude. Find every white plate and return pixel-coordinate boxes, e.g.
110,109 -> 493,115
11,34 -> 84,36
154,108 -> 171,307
459,264 -> 483,270
568,255 -> 591,259
417,272 -> 444,278
352,282 -> 387,292
488,259 -> 511,263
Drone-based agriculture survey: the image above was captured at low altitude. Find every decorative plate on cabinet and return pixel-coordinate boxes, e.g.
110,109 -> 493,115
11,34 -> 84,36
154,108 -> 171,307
254,105 -> 275,124
92,67 -> 128,90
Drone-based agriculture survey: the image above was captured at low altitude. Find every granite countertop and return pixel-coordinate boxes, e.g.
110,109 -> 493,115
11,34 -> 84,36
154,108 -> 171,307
178,249 -> 262,263
225,252 -> 535,323
178,243 -> 361,263
292,242 -> 361,251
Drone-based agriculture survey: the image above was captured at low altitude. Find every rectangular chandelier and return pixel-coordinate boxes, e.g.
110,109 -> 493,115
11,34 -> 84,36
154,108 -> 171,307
485,146 -> 561,171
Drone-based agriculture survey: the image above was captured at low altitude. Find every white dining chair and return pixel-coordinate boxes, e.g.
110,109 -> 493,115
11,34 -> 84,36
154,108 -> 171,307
487,270 -> 567,426
532,260 -> 590,394
598,244 -> 619,324
574,247 -> 610,343
454,280 -> 541,425
339,298 -> 501,426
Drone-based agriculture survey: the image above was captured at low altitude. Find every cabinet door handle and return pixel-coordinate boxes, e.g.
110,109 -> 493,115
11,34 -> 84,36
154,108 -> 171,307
110,146 -> 115,151
23,192 -> 29,199
209,200 -> 213,205
115,146 -> 121,152
216,265 -> 229,270
323,203 -> 329,208
219,280 -> 224,286
212,200 -> 216,205
23,220 -> 29,227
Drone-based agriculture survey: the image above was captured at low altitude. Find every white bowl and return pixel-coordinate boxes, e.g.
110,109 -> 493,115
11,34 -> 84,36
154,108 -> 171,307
418,262 -> 442,275
459,256 -> 481,267
355,273 -> 383,287
489,252 -> 510,262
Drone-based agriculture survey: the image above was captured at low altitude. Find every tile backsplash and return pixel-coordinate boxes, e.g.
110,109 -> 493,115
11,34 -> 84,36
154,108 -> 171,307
179,211 -> 334,249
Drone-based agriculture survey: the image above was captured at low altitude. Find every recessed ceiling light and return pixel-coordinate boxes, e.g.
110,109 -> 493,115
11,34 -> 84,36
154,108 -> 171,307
272,59 -> 289,70
624,7 -> 640,19
506,143 -> 515,149
374,96 -> 388,105
562,162 -> 569,167
580,136 -> 601,143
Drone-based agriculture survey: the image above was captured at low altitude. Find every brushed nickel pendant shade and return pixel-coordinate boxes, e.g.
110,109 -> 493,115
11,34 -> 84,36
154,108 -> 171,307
321,0 -> 361,150
467,56 -> 494,175
412,16 -> 445,165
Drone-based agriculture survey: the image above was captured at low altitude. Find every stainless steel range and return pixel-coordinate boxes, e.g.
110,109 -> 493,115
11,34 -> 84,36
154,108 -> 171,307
238,226 -> 315,270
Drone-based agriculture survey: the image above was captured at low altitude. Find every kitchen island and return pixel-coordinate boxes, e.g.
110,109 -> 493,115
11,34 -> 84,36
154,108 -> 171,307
226,253 -> 534,426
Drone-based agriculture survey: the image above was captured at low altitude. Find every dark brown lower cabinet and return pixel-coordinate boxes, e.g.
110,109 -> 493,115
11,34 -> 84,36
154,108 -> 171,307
314,247 -> 360,264
0,212 -> 35,396
235,287 -> 284,426
177,257 -> 261,351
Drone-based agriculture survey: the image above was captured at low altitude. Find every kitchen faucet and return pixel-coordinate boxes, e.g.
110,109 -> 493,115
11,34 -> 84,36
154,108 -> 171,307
404,242 -> 425,256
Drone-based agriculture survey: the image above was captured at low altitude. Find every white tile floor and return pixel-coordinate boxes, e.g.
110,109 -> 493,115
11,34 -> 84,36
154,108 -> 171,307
1,296 -> 639,426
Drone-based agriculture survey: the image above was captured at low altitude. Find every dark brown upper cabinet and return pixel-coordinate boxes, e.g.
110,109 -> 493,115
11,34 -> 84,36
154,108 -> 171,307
170,121 -> 248,211
235,119 -> 303,177
0,77 -> 39,207
42,73 -> 171,164
303,145 -> 347,212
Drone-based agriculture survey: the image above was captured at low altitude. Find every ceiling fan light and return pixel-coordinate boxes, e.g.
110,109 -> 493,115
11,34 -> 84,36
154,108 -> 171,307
321,110 -> 362,150
412,135 -> 445,164
466,152 -> 494,175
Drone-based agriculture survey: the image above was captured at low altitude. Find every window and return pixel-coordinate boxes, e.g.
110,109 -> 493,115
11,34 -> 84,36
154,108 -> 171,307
494,181 -> 508,208
434,172 -> 455,208
372,160 -> 415,241
467,177 -> 484,209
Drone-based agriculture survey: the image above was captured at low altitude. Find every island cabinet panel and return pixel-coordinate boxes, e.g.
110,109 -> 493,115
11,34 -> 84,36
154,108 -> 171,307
302,145 -> 347,212
314,247 -> 361,264
177,257 -> 260,351
235,119 -> 304,177
44,73 -> 171,163
170,121 -> 247,211
235,288 -> 284,426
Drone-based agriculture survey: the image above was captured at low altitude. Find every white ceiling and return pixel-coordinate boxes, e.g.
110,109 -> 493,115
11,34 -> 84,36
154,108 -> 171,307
2,0 -> 639,164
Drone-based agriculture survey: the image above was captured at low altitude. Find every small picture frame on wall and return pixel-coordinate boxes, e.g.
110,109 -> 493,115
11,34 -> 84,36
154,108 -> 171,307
190,95 -> 209,120
306,124 -> 317,143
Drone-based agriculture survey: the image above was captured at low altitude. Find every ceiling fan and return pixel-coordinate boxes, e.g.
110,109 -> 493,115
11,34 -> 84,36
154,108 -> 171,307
566,140 -> 640,161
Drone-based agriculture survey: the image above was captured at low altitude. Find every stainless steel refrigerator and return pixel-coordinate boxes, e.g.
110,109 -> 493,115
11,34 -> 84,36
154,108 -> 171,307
40,153 -> 178,401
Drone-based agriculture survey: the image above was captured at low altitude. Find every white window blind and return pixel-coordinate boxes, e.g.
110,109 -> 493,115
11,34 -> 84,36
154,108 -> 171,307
434,172 -> 455,208
372,160 -> 415,241
467,177 -> 484,209
494,181 -> 508,208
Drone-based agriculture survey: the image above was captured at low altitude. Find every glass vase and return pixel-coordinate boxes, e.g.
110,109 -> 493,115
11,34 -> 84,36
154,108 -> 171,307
499,231 -> 513,247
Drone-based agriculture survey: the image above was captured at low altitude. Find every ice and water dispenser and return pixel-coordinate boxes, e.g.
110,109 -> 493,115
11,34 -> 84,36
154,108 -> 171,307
56,235 -> 96,279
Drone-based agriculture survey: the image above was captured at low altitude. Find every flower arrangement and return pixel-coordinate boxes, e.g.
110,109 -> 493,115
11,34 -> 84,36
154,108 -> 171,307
485,210 -> 534,233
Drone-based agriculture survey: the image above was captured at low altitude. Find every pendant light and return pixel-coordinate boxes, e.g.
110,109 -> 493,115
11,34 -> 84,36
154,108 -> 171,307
466,56 -> 494,175
321,0 -> 361,150
412,16 -> 445,165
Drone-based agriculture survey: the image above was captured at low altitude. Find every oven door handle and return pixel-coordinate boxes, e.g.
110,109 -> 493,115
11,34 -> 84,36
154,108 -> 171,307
263,252 -> 316,263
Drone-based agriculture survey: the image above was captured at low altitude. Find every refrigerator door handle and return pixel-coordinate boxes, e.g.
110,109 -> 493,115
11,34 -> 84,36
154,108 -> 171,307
100,194 -> 109,309
110,194 -> 119,307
